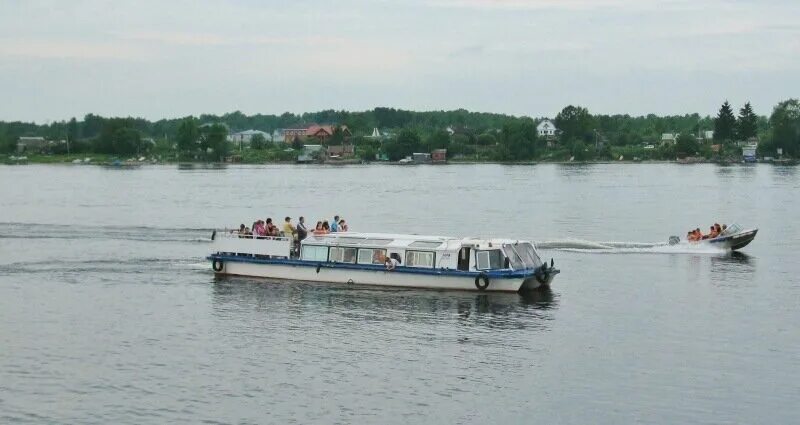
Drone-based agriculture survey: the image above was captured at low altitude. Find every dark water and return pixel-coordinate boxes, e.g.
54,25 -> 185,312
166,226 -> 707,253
1,163 -> 798,424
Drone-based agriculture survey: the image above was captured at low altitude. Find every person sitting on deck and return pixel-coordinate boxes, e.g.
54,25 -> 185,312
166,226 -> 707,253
687,231 -> 696,242
708,225 -> 719,239
253,220 -> 266,238
694,228 -> 704,241
321,221 -> 331,233
313,221 -> 325,235
338,219 -> 348,232
714,223 -> 722,235
265,218 -> 279,237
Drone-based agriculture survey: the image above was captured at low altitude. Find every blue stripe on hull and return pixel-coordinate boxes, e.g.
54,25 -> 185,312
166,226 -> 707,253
208,253 -> 537,279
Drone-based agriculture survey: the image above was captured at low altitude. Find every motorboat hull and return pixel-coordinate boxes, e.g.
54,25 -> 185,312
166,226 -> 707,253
706,229 -> 758,251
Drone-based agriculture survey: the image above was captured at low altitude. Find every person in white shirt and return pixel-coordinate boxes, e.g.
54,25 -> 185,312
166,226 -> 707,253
384,257 -> 399,271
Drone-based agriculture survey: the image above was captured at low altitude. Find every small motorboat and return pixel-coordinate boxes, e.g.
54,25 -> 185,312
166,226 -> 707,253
669,223 -> 758,251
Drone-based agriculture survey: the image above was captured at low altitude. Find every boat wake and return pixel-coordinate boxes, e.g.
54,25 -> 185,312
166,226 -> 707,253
536,238 -> 728,255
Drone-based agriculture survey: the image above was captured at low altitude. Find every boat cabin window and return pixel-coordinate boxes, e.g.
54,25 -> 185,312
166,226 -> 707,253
301,245 -> 329,262
476,250 -> 503,270
405,250 -> 435,268
357,248 -> 387,265
329,246 -> 357,264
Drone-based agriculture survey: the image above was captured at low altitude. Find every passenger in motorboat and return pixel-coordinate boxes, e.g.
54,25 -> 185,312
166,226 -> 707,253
338,219 -> 349,232
686,223 -> 726,242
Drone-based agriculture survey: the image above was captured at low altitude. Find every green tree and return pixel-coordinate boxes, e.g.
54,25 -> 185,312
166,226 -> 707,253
383,128 -> 422,160
111,127 -> 142,155
476,133 -> 496,146
200,124 -> 229,161
767,99 -> 800,156
94,118 -> 140,155
176,118 -> 199,157
736,102 -> 758,141
714,101 -> 737,142
250,133 -> 267,150
425,130 -> 451,150
359,146 -> 377,161
675,133 -> 700,157
496,119 -> 538,161
555,106 -> 594,143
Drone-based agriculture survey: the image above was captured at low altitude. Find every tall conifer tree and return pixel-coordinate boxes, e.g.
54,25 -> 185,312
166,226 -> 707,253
737,102 -> 758,141
714,101 -> 737,142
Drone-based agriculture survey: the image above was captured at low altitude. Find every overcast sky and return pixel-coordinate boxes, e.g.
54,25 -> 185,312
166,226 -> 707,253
1,0 -> 798,123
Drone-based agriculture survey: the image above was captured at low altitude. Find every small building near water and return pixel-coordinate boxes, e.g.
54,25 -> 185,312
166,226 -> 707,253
16,136 -> 47,153
412,152 -> 431,164
431,149 -> 447,163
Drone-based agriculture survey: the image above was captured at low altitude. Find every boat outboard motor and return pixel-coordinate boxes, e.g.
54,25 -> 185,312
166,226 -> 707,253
668,235 -> 680,245
535,258 -> 555,285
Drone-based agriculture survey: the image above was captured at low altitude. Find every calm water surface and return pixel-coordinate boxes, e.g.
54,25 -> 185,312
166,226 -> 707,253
1,163 -> 799,424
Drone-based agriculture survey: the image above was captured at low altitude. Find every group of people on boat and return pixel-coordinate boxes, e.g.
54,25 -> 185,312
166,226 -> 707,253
235,214 -> 349,241
686,223 -> 727,241
311,215 -> 349,235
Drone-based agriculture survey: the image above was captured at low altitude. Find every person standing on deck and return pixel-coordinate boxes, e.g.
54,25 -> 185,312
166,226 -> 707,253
296,217 -> 308,242
330,215 -> 340,232
282,217 -> 296,239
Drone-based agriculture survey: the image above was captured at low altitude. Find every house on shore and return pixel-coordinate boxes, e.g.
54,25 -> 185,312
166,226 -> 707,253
283,124 -> 353,158
228,129 -> 270,147
537,120 -> 557,138
661,133 -> 678,145
16,137 -> 47,153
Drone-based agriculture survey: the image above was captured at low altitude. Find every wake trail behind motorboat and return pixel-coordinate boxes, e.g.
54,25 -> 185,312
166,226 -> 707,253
537,238 -> 729,255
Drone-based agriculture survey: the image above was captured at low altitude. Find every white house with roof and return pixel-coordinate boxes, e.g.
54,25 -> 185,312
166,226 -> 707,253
537,120 -> 557,138
661,133 -> 678,144
228,129 -> 270,146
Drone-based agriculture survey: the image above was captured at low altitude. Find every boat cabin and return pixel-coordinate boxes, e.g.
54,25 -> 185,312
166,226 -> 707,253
299,232 -> 544,272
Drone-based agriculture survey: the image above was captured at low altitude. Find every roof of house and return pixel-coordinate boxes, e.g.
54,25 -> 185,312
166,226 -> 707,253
537,120 -> 556,130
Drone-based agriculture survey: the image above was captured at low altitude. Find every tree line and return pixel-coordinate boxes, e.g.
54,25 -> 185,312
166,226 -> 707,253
1,101 -> 798,161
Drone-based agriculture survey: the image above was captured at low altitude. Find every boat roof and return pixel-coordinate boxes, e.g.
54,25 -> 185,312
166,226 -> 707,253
302,232 -> 531,250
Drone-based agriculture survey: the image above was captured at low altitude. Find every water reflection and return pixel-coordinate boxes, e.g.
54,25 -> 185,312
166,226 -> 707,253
177,163 -> 228,170
770,164 -> 798,178
211,277 -> 558,330
709,252 -> 756,286
557,163 -> 597,178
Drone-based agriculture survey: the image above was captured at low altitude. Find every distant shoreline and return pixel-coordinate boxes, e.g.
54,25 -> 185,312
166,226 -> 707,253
2,154 -> 778,167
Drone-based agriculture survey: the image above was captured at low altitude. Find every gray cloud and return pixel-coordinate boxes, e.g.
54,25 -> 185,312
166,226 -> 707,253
0,0 -> 798,122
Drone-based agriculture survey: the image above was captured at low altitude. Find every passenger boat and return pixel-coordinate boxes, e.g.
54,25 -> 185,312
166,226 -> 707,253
669,223 -> 758,251
207,231 -> 559,292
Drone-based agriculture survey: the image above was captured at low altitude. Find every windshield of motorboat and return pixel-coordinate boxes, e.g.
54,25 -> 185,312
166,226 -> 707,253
721,223 -> 741,236
502,243 -> 540,270
519,242 -> 543,268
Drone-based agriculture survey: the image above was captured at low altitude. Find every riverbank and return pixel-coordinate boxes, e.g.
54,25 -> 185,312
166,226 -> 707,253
2,153 -> 793,166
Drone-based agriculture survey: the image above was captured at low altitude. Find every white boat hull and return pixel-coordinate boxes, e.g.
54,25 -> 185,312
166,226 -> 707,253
215,260 -> 537,292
